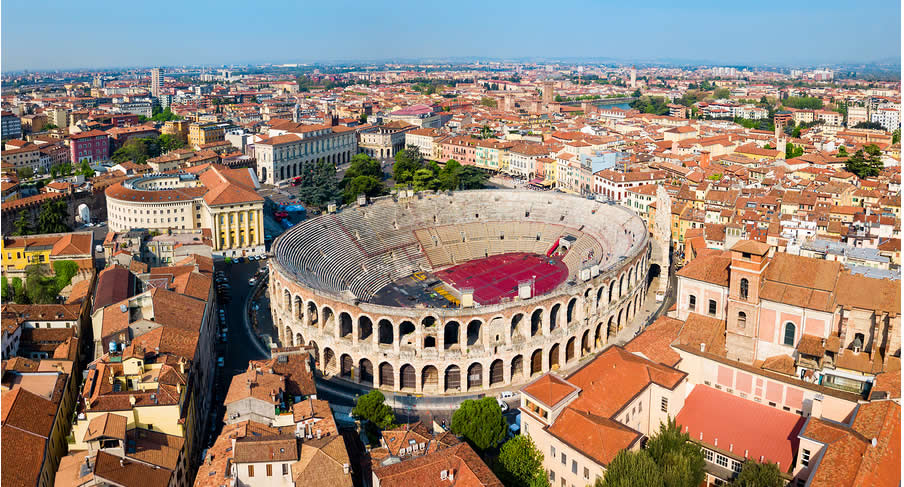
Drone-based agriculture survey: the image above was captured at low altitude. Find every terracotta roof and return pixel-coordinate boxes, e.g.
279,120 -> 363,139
373,441 -> 502,487
521,373 -> 578,408
624,316 -> 684,367
292,435 -> 354,487
729,239 -> 771,256
803,401 -> 900,487
546,407 -> 641,467
234,436 -> 298,463
224,369 -> 285,405
93,451 -> 173,487
677,385 -> 805,470
83,412 -> 127,442
676,250 -> 732,286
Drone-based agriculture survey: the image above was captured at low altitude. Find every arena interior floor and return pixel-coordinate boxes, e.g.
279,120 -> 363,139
434,252 -> 568,305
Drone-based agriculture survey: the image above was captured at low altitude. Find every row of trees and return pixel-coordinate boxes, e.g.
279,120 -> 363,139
781,96 -> 824,110
393,147 -> 488,192
630,95 -> 671,115
844,144 -> 884,178
139,106 -> 181,123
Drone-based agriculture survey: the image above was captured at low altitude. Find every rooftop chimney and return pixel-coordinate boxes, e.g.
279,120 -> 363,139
700,343 -> 706,353
342,463 -> 349,475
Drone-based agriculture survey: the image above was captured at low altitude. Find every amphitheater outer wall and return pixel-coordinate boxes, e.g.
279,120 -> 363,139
269,228 -> 651,395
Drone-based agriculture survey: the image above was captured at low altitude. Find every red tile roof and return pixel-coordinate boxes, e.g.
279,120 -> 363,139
676,385 -> 805,471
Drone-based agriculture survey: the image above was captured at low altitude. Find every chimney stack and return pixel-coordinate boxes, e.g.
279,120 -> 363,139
342,463 -> 350,475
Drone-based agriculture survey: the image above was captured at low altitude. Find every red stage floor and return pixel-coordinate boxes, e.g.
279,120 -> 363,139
435,252 -> 568,305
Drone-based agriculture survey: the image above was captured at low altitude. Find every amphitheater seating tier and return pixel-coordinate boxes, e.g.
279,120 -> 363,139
273,190 -> 646,301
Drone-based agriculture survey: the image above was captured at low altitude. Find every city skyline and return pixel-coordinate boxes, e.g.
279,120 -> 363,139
2,0 -> 901,72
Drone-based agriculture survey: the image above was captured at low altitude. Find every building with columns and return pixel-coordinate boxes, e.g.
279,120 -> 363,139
105,165 -> 265,257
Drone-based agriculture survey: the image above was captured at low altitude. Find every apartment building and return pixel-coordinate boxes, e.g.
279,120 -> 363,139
254,120 -> 357,184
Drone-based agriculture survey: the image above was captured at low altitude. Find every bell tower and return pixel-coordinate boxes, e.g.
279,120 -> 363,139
725,240 -> 772,363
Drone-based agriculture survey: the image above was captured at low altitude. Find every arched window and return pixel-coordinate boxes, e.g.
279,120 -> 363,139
783,322 -> 796,346
739,278 -> 749,300
688,295 -> 697,312
737,312 -> 747,329
708,299 -> 717,316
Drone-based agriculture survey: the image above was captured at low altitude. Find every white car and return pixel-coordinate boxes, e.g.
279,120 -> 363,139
500,391 -> 515,399
497,399 -> 509,412
248,278 -> 257,286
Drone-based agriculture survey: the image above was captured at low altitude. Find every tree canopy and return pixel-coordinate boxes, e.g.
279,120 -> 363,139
645,418 -> 706,487
351,389 -> 395,429
731,460 -> 784,487
853,121 -> 885,131
494,435 -> 549,487
340,153 -> 385,203
597,449 -> 664,487
296,159 -> 341,209
394,148 -> 488,192
785,142 -> 804,160
630,96 -> 670,115
36,199 -> 70,234
782,96 -> 823,110
844,144 -> 884,178
450,397 -> 507,452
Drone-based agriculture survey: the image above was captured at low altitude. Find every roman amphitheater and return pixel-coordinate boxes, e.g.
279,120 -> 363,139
269,189 -> 652,395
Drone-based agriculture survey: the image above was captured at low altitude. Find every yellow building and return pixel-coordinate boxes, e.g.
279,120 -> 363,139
1,231 -> 94,275
163,119 -> 191,143
105,166 -> 265,257
188,122 -> 225,148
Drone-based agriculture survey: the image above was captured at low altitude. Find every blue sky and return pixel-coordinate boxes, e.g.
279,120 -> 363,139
1,0 -> 900,71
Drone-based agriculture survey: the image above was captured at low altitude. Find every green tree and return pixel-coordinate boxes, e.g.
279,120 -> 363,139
15,167 -> 34,180
450,397 -> 507,452
458,166 -> 488,189
893,128 -> 901,144
630,96 -> 670,115
713,87 -> 731,99
782,96 -> 823,110
11,277 -> 26,304
412,168 -> 439,192
1,276 -> 9,301
785,142 -> 804,159
24,265 -> 58,304
645,418 -> 706,487
838,145 -> 848,156
436,159 -> 462,190
598,449 -> 664,487
393,147 -> 425,185
344,153 -> 384,181
77,160 -> 95,178
13,212 -> 33,236
343,175 -> 383,204
36,199 -> 69,234
158,133 -> 185,153
43,123 -> 58,130
845,144 -> 884,178
151,107 -> 181,122
296,159 -> 341,209
632,89 -> 642,98
731,460 -> 784,487
351,389 -> 395,429
494,435 -> 547,487
853,121 -> 885,130
479,97 -> 497,108
479,125 -> 494,139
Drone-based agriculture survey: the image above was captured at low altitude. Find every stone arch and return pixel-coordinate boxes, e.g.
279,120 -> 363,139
549,343 -> 560,370
339,312 -> 353,339
306,301 -> 318,326
399,320 -> 416,347
530,308 -> 543,337
617,309 -> 624,331
595,323 -> 602,348
322,306 -> 336,331
323,348 -> 337,375
596,286 -> 605,308
488,359 -> 503,387
619,274 -> 625,298
295,332 -> 304,348
530,349 -> 543,376
422,365 -> 439,393
566,298 -> 577,324
444,321 -> 460,349
424,336 -> 436,349
421,315 -> 437,329
565,336 -> 576,363
511,355 -> 524,382
358,315 -> 373,342
378,319 -> 393,345
581,330 -> 590,356
340,354 -> 353,378
284,326 -> 292,345
549,303 -> 561,332
608,315 -> 616,338
309,341 -> 319,366
283,289 -> 291,311
359,358 -> 374,385
379,362 -> 394,388
294,296 -> 303,320
466,319 -> 483,347
608,281 -> 615,303
445,365 -> 461,392
400,364 -> 416,390
510,313 -> 525,341
467,363 -> 483,390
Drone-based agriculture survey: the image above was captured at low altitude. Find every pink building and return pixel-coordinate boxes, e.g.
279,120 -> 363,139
69,129 -> 110,164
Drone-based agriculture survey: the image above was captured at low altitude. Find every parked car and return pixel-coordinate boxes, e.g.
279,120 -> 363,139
500,391 -> 516,399
248,278 -> 257,286
497,399 -> 509,412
